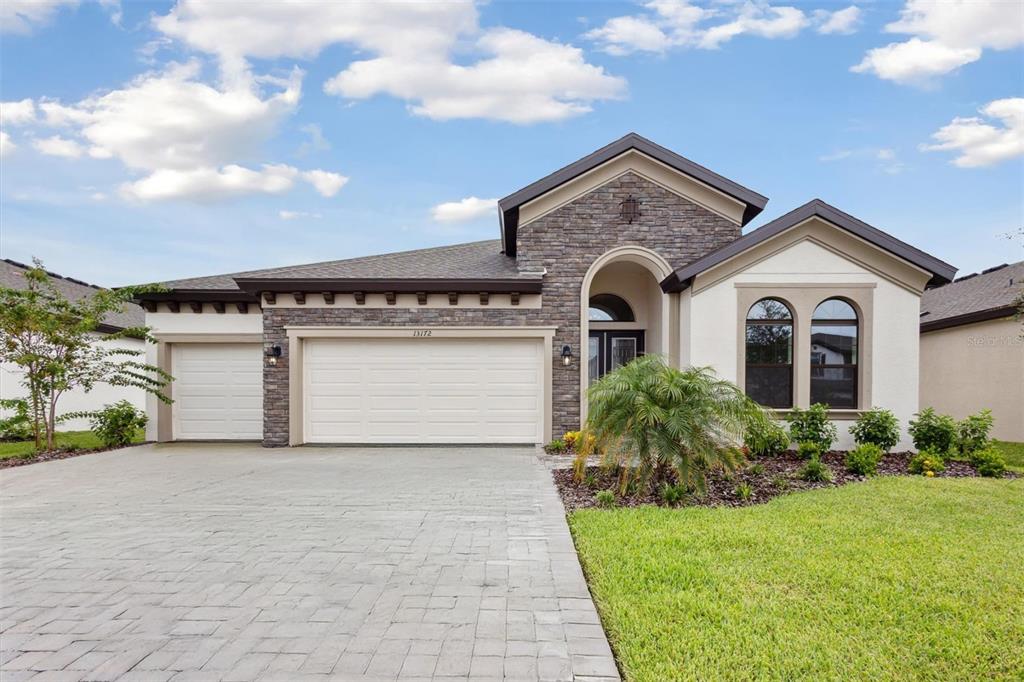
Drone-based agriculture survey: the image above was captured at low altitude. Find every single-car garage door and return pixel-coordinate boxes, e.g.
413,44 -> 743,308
172,343 -> 263,440
304,337 -> 544,444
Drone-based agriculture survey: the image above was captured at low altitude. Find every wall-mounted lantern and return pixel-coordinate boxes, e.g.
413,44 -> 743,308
619,195 -> 641,224
265,345 -> 282,366
561,345 -> 573,367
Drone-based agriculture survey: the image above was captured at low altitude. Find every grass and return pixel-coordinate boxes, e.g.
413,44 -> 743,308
0,429 -> 144,460
570,476 -> 1024,681
992,440 -> 1024,473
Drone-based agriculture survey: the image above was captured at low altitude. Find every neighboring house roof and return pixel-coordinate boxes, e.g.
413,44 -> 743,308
497,132 -> 769,257
151,240 -> 540,300
0,259 -> 145,332
810,332 -> 855,354
920,261 -> 1023,332
661,199 -> 958,292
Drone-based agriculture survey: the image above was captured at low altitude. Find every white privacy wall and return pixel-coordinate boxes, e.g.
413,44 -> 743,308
144,309 -> 264,441
0,334 -> 147,430
684,238 -> 922,450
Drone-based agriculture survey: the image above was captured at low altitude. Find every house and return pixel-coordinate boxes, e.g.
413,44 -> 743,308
920,261 -> 1023,442
0,259 -> 147,429
136,133 -> 956,449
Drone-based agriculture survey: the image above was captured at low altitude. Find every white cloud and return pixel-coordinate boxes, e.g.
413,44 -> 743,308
23,60 -> 348,202
301,169 -> 348,197
0,0 -> 76,34
851,38 -> 980,85
853,0 -> 1023,84
33,135 -> 85,158
155,0 -> 624,124
1,99 -> 37,126
0,131 -> 15,157
819,146 -> 905,174
921,98 -> 1024,168
586,0 -> 824,54
279,210 -> 322,220
814,6 -> 861,35
431,196 -> 498,223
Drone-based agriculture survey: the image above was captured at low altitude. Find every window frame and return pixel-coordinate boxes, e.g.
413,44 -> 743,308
744,297 -> 795,409
809,297 -> 859,409
588,293 -> 636,322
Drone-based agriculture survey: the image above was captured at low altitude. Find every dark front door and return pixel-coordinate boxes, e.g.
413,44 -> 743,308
588,330 -> 645,384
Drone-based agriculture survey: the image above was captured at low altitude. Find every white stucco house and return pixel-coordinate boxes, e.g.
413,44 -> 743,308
0,259 -> 148,430
135,134 -> 956,450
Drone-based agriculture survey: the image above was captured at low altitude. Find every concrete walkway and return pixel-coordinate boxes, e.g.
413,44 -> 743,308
0,444 -> 618,681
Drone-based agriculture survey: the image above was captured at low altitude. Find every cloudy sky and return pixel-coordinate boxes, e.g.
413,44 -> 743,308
1,0 -> 1021,286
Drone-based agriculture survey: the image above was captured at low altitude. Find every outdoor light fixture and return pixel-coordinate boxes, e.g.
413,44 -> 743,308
265,345 -> 282,366
619,195 -> 641,224
561,345 -> 573,367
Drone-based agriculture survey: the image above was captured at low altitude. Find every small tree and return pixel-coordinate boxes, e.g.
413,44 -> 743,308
577,355 -> 770,494
0,260 -> 170,450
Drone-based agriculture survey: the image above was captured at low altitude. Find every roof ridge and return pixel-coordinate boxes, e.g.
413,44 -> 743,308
3,258 -> 106,290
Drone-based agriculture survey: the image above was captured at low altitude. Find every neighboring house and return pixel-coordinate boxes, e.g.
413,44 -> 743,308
136,133 -> 956,449
920,261 -> 1023,442
0,259 -> 147,429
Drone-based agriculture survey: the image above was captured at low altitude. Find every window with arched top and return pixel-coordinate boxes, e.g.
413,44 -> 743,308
588,294 -> 635,322
810,298 -> 858,408
745,298 -> 793,408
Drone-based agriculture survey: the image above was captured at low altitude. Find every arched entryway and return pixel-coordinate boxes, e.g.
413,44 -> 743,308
579,246 -> 674,421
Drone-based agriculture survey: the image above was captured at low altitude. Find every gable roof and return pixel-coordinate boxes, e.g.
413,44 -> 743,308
920,261 -> 1023,332
0,259 -> 145,332
661,199 -> 958,292
497,132 -> 768,257
149,240 -> 538,299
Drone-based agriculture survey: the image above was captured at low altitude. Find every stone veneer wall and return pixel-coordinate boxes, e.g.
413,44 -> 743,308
263,172 -> 739,446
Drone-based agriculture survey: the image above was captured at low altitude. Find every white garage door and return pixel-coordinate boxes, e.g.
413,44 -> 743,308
172,343 -> 263,440
304,337 -> 544,444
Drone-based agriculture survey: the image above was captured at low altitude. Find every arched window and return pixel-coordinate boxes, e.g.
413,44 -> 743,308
589,294 -> 635,322
810,298 -> 858,408
745,298 -> 793,408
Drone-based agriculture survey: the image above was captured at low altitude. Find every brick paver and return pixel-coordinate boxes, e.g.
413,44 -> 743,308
0,444 -> 618,681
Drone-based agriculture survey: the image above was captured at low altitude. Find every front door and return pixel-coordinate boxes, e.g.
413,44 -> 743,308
588,331 -> 645,385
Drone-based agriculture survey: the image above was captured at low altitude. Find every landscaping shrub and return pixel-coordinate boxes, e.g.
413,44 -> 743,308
787,403 -> 837,452
0,398 -> 33,441
583,473 -> 598,489
797,456 -> 833,482
595,490 -> 617,508
850,408 -> 900,452
845,443 -> 883,476
908,408 -> 957,454
957,409 -> 994,456
547,438 -> 567,453
748,462 -> 766,476
969,447 -> 1006,478
659,482 -> 687,506
87,400 -> 147,448
770,474 -> 790,491
734,482 -> 753,500
908,449 -> 945,476
796,441 -> 822,460
744,418 -> 790,458
563,431 -> 580,449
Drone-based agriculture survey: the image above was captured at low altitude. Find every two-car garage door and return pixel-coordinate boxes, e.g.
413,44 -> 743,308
303,337 -> 545,444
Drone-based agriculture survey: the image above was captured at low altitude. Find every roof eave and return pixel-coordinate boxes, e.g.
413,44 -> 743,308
232,277 -> 543,296
920,304 -> 1018,333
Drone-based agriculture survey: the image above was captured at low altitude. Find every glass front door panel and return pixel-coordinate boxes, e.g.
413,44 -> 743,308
588,336 -> 600,387
610,337 -> 637,371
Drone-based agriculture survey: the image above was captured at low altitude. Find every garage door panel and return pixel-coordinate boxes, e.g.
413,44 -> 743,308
304,337 -> 544,444
172,344 -> 262,440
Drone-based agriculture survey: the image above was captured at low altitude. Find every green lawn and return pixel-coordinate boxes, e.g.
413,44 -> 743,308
992,440 -> 1024,473
0,429 -> 145,460
570,477 -> 1024,681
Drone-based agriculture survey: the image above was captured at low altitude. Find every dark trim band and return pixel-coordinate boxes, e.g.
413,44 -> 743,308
232,278 -> 543,296
920,305 -> 1017,333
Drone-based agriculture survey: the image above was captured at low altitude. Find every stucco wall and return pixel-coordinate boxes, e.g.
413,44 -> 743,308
687,234 -> 924,450
1,334 -> 147,431
920,317 -> 1023,442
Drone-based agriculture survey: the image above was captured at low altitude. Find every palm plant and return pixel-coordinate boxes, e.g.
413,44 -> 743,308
576,355 -> 771,494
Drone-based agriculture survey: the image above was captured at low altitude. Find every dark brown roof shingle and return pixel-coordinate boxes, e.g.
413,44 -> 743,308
0,259 -> 145,331
920,261 -> 1023,330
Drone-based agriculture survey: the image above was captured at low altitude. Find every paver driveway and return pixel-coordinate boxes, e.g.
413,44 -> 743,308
0,445 -> 619,681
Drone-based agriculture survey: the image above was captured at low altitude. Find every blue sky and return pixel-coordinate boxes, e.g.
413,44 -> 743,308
1,0 -> 1021,287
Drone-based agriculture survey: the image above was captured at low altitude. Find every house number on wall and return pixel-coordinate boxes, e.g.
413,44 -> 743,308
412,330 -> 432,337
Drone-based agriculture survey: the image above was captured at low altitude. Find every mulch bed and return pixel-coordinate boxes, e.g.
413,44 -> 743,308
0,442 -> 144,470
553,449 -> 1009,512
